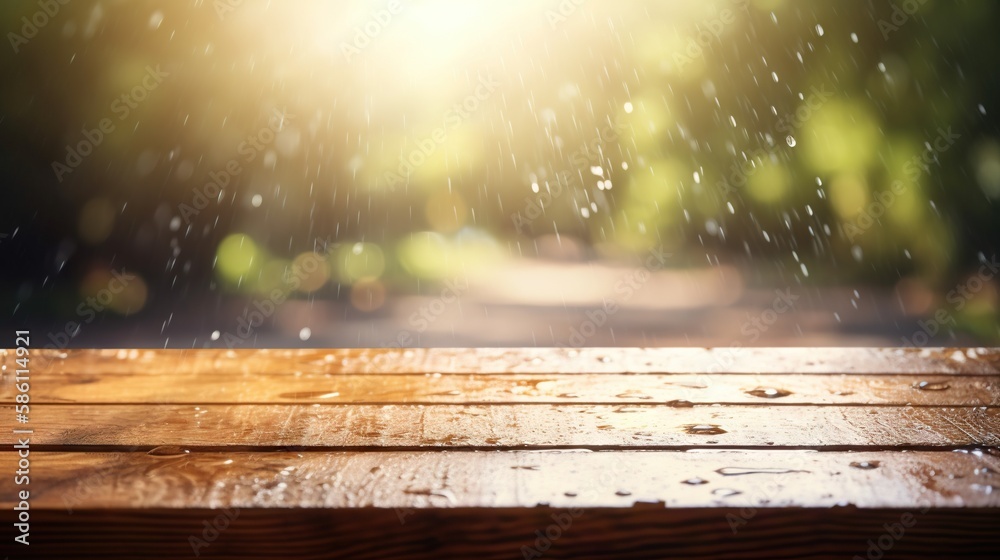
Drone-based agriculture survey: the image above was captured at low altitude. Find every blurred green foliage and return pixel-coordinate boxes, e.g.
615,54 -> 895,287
0,0 -> 997,338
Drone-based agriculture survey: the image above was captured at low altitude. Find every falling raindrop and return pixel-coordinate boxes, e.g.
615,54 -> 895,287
148,10 -> 164,30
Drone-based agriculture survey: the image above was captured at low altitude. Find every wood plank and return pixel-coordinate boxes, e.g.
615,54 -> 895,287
4,371 -> 997,405
3,450 -> 997,510
7,450 -> 998,558
19,507 -> 1000,559
7,404 -> 998,449
8,347 -> 999,375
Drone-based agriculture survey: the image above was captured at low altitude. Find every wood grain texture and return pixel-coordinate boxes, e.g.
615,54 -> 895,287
4,371 -> 997,405
17,508 -> 1000,559
2,450 -> 997,510
7,346 -> 999,375
6,404 -> 999,450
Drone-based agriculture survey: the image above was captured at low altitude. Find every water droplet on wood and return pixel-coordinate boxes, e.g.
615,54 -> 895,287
147,446 -> 190,457
747,387 -> 792,399
684,424 -> 727,435
915,381 -> 950,391
682,477 -> 709,485
715,467 -> 809,476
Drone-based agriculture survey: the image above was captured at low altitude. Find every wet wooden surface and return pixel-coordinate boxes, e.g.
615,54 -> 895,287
1,347 -> 999,559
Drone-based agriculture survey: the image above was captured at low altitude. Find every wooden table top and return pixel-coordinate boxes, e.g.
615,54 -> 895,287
2,347 -> 999,559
